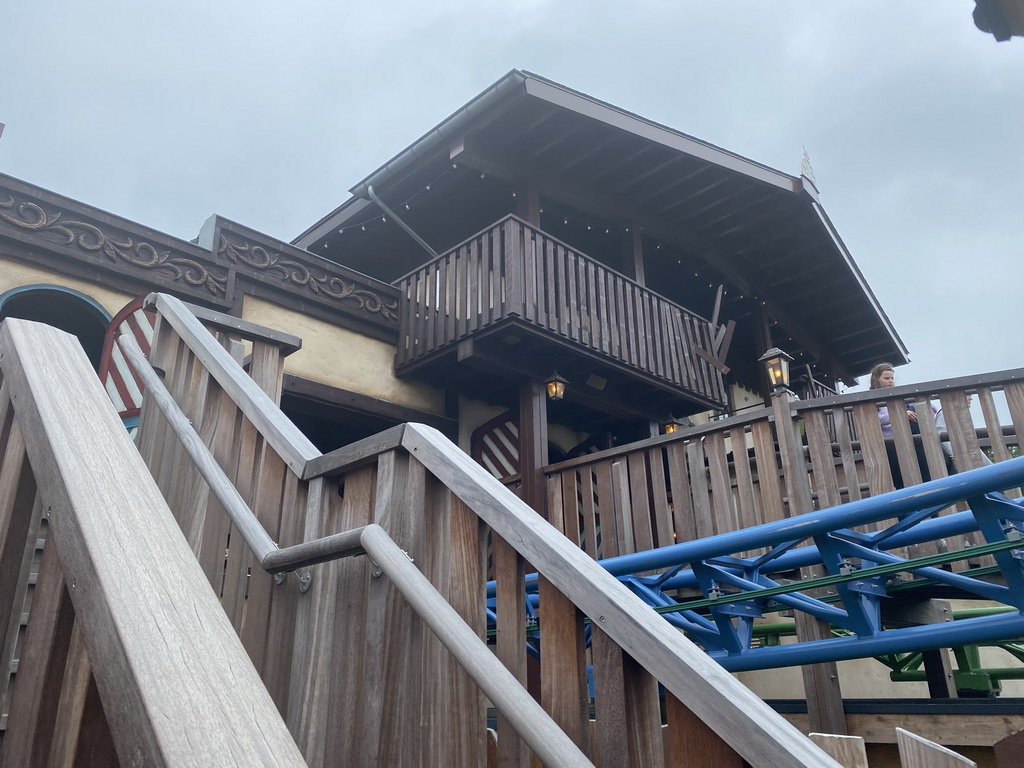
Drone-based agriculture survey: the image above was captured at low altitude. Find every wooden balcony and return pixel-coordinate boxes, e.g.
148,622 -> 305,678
394,215 -> 728,414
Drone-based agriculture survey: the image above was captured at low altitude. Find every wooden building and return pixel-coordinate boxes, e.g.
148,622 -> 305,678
1,71 -> 1018,766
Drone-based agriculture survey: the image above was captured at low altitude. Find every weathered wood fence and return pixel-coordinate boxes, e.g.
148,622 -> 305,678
544,370 -> 1024,566
0,296 -> 844,767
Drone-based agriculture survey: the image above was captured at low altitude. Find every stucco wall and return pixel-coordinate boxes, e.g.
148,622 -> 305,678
0,256 -> 134,316
241,295 -> 443,415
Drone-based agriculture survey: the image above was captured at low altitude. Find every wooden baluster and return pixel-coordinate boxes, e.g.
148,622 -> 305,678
325,467 -> 376,767
493,531 -> 531,768
666,441 -> 697,545
0,531 -> 77,768
664,691 -> 745,768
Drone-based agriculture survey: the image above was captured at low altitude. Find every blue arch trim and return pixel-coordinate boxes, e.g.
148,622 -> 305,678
0,284 -> 113,323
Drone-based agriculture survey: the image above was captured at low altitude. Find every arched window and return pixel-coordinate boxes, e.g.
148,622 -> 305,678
0,285 -> 112,371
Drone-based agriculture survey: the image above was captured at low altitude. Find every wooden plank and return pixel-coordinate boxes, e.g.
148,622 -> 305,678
808,733 -> 868,768
566,252 -> 580,342
647,447 -> 674,550
896,728 -> 977,767
611,460 -> 634,556
793,609 -> 847,735
730,428 -> 760,541
147,293 -> 320,474
621,651 -> 665,768
47,623 -> 99,768
686,441 -> 715,539
401,423 -> 843,768
0,532 -> 75,768
833,406 -> 863,502
1004,382 -> 1024,456
886,396 -> 924,487
285,482 -> 340,765
665,691 -> 743,767
851,402 -> 893,496
771,394 -> 814,517
259,468 -> 305,712
704,431 -> 736,535
1,318 -> 306,767
978,387 -> 1011,462
493,532 -> 531,768
239,449 -> 288,677
595,265 -> 611,355
66,668 -> 119,768
421,479 -> 455,767
325,466 -> 375,766
389,456 -> 430,768
448,496 -> 487,768
665,442 -> 697,544
579,468 -> 601,559
627,452 -> 654,553
914,396 -> 950,485
0,405 -> 41,718
751,420 -> 785,523
593,461 -> 618,559
804,410 -> 842,508
590,625 -> 629,767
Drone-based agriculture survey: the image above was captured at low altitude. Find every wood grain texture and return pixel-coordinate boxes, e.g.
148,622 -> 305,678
807,733 -> 868,768
0,319 -> 305,767
147,293 -> 320,474
896,727 -> 977,767
400,423 -> 842,768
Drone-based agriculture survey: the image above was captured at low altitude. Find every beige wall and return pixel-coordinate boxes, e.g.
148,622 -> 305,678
0,256 -> 134,316
241,295 -> 444,415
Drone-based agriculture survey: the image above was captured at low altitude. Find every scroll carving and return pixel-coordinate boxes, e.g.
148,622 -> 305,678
217,233 -> 399,322
0,194 -> 228,297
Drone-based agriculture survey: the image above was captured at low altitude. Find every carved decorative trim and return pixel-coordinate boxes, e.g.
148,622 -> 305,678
0,193 -> 228,297
217,231 -> 399,322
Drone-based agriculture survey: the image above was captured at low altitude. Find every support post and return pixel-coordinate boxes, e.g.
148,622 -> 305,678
772,388 -> 847,735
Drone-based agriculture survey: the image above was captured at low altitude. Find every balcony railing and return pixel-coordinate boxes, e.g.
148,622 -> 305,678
394,215 -> 727,405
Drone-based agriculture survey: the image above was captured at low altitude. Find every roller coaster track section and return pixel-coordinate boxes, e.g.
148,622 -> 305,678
490,458 -> 1024,672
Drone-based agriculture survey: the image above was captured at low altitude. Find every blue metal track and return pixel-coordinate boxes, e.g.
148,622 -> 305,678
489,457 -> 1024,671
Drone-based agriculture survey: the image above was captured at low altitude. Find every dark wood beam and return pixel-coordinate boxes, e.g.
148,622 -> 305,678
282,374 -> 457,439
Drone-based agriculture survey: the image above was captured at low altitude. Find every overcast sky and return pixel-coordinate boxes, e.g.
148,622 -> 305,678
2,2 -> 1021,391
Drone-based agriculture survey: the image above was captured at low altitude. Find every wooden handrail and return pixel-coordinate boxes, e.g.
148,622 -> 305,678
126,292 -> 842,767
0,318 -> 306,767
399,423 -> 841,768
143,292 -> 320,476
117,318 -> 594,766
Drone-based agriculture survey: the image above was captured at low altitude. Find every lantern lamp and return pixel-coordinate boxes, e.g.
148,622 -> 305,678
758,347 -> 794,392
545,372 -> 568,401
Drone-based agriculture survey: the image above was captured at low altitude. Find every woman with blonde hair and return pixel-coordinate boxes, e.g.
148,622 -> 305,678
869,361 -> 932,488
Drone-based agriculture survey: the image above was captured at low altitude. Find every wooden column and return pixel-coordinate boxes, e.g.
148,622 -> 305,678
620,228 -> 646,286
515,185 -> 541,227
771,388 -> 847,735
519,379 -> 548,518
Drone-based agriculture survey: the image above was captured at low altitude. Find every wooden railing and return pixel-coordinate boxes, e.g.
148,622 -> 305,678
0,318 -> 305,766
0,293 -> 845,766
394,214 -> 728,406
544,369 -> 1024,565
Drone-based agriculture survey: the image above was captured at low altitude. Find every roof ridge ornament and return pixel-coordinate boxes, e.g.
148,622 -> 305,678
800,147 -> 817,186
798,148 -> 815,188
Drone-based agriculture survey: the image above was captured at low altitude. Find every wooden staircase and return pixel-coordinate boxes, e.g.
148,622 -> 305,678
0,297 -> 984,766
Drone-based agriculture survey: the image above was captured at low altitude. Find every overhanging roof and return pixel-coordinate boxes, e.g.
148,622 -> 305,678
295,70 -> 908,380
